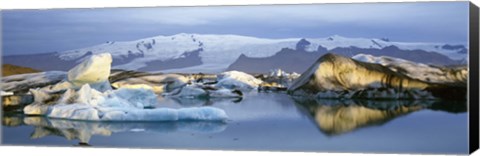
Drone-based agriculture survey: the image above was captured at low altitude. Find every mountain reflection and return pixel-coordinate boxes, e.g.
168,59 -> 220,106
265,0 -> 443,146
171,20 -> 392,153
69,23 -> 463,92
2,116 -> 227,145
292,97 -> 467,136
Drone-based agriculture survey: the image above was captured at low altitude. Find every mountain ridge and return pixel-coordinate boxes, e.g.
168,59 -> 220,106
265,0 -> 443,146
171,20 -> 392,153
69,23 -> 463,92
3,33 -> 467,73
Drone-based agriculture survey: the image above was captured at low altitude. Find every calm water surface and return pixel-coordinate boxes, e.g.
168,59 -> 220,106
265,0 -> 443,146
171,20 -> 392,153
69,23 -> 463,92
2,93 -> 468,154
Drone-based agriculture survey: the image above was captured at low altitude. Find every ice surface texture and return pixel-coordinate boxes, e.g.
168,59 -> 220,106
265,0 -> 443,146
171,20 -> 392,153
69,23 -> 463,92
21,53 -> 228,122
216,71 -> 263,91
25,84 -> 228,121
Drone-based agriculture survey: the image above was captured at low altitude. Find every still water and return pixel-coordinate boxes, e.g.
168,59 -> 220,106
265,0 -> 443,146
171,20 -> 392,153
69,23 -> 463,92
2,93 -> 468,154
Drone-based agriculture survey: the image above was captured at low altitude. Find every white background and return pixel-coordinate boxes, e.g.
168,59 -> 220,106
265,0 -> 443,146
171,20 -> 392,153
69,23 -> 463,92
0,0 -> 479,156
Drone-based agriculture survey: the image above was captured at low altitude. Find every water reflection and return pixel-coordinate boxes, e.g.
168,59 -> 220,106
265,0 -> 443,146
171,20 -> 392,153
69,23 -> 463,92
2,115 -> 227,146
292,97 -> 467,136
157,96 -> 242,108
2,93 -> 468,150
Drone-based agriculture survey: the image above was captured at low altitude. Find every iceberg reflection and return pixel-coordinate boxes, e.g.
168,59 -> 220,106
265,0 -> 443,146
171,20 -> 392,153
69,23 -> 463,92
3,116 -> 227,145
292,98 -> 466,136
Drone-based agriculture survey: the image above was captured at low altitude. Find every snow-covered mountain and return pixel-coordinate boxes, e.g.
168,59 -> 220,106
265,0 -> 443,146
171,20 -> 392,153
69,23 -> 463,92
4,33 -> 468,73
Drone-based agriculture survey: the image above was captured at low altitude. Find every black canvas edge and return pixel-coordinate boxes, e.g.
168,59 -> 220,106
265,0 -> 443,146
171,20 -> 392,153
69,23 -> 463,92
470,2 -> 480,155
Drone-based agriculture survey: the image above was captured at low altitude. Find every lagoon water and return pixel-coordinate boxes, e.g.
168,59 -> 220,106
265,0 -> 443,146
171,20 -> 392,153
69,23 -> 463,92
2,93 -> 468,154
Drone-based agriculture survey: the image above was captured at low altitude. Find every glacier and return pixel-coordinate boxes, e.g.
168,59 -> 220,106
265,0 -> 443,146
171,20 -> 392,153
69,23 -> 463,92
51,33 -> 466,72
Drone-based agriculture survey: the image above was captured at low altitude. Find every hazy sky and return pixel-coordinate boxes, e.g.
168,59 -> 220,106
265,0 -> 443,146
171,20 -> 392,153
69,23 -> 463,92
2,2 -> 469,55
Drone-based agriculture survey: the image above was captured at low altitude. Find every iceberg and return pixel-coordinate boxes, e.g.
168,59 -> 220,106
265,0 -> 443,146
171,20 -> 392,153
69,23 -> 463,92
1,91 -> 14,96
1,71 -> 67,93
41,53 -> 113,93
110,70 -> 189,94
68,53 -> 112,86
48,104 -> 228,121
20,53 -> 228,122
216,71 -> 263,91
25,84 -> 228,121
289,53 -> 430,92
352,54 -> 467,84
288,53 -> 465,100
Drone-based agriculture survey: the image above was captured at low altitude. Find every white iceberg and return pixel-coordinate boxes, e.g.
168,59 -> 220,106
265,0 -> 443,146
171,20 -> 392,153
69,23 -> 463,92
1,91 -> 14,96
25,84 -> 228,121
43,53 -> 113,92
216,71 -> 263,91
68,53 -> 112,86
20,53 -> 228,121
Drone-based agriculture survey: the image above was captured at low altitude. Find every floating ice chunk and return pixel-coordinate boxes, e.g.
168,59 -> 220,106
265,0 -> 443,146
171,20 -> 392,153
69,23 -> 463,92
27,83 -> 228,121
289,53 -> 430,93
29,88 -> 55,103
48,105 -> 228,121
42,81 -> 75,92
49,104 -> 101,121
111,84 -> 160,92
216,71 -> 263,91
55,84 -> 157,109
24,103 -> 51,115
45,79 -> 112,93
104,88 -> 158,108
23,88 -> 62,115
88,81 -> 112,92
29,53 -> 113,93
68,53 -> 112,86
1,91 -> 14,96
58,89 -> 78,104
76,84 -> 104,106
110,72 -> 188,93
352,53 -> 467,84
1,71 -> 67,93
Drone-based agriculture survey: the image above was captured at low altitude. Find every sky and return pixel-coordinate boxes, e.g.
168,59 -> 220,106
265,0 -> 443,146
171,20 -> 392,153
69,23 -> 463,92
1,2 -> 470,55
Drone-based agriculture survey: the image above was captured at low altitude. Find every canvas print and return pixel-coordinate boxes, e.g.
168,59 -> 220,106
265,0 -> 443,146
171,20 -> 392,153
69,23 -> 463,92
1,2 -> 472,154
